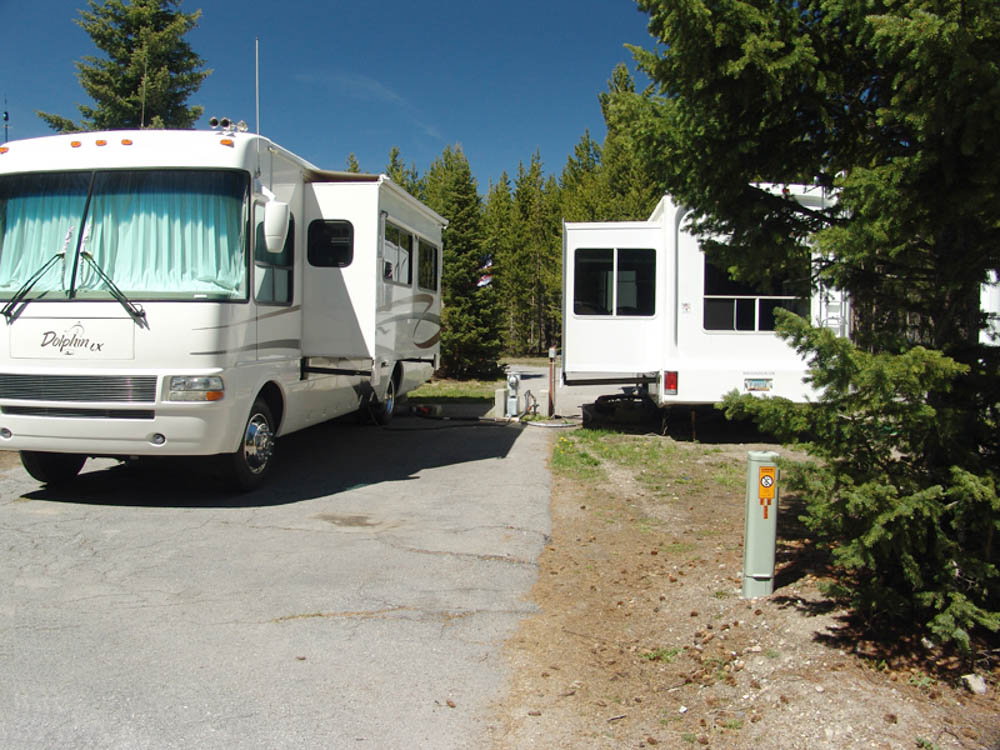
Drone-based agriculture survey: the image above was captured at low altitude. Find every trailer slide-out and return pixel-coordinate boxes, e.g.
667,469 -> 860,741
563,187 -> 1000,408
561,186 -> 849,406
0,127 -> 446,489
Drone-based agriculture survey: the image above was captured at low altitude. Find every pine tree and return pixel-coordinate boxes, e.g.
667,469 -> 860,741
511,152 -> 562,354
626,0 -> 1000,647
385,146 -> 425,200
483,173 -> 518,350
596,64 -> 661,221
559,130 -> 610,222
37,0 -> 210,132
559,68 -> 662,225
424,146 -> 503,377
345,153 -> 361,173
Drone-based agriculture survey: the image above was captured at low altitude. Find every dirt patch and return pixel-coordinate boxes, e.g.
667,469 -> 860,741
490,429 -> 1000,749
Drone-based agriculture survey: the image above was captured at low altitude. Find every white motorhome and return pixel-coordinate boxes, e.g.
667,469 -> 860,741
562,186 -> 848,405
0,126 -> 446,489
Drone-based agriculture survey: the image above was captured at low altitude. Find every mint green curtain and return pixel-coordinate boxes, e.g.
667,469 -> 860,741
0,170 -> 248,300
0,172 -> 89,294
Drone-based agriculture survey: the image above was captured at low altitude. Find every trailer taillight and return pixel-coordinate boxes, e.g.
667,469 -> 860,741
664,371 -> 678,396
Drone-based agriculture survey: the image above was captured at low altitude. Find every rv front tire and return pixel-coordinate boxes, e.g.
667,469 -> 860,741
226,397 -> 275,491
20,451 -> 86,486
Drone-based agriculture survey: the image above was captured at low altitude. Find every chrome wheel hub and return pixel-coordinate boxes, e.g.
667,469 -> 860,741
242,413 -> 273,473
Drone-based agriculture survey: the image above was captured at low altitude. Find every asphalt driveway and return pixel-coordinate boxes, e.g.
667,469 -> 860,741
0,412 -> 551,749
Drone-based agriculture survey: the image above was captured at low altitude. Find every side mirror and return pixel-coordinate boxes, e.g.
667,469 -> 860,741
263,200 -> 290,254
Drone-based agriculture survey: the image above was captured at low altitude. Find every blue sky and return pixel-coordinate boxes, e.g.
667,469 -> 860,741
0,0 -> 655,191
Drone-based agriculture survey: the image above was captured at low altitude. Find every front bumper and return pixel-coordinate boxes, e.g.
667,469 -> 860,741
0,399 -> 245,457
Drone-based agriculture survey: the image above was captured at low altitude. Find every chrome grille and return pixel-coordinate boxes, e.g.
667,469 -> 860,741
0,374 -> 158,403
2,406 -> 155,420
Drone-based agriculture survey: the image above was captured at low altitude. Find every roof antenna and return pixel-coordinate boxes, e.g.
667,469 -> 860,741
255,37 -> 261,137
254,37 -> 261,177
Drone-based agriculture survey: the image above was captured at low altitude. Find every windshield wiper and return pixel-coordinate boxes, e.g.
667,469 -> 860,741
1,252 -> 65,323
78,251 -> 148,328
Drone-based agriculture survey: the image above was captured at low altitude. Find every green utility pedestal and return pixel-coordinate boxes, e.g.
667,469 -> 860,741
742,451 -> 779,599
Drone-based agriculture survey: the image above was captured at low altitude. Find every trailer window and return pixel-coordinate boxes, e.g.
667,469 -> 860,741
573,248 -> 655,317
384,222 -> 412,285
307,220 -> 353,267
254,213 -> 294,305
617,248 -> 656,316
418,239 -> 439,291
703,258 -> 809,331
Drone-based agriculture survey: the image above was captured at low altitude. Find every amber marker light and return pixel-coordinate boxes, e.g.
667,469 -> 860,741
0,146 -> 8,154
121,138 -> 133,146
219,138 -> 234,147
96,139 -> 107,146
70,141 -> 82,148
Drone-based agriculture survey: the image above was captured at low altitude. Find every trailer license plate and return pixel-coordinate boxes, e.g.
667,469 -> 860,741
745,378 -> 773,392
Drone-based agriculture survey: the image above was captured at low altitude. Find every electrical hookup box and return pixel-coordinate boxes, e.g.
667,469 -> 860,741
742,451 -> 779,598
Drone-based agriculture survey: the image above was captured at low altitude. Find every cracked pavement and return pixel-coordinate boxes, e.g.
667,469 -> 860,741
0,412 -> 552,749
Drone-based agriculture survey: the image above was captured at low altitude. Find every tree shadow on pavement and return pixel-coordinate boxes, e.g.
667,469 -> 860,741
18,412 -> 525,509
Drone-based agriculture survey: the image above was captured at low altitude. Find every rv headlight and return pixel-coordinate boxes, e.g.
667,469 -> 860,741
168,375 -> 225,402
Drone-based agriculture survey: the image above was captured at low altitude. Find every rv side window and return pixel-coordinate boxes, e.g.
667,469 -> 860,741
573,248 -> 655,317
254,212 -> 294,305
383,222 -> 412,285
703,257 -> 809,331
418,239 -> 439,291
307,220 -> 353,267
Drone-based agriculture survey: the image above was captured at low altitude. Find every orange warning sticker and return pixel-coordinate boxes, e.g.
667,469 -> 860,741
759,466 -> 776,501
758,466 -> 776,519
759,467 -> 776,519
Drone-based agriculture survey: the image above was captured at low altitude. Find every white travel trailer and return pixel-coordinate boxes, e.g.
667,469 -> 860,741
562,186 -> 848,405
0,126 -> 446,489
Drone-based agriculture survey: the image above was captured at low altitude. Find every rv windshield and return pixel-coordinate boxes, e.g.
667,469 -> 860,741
0,169 -> 249,302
